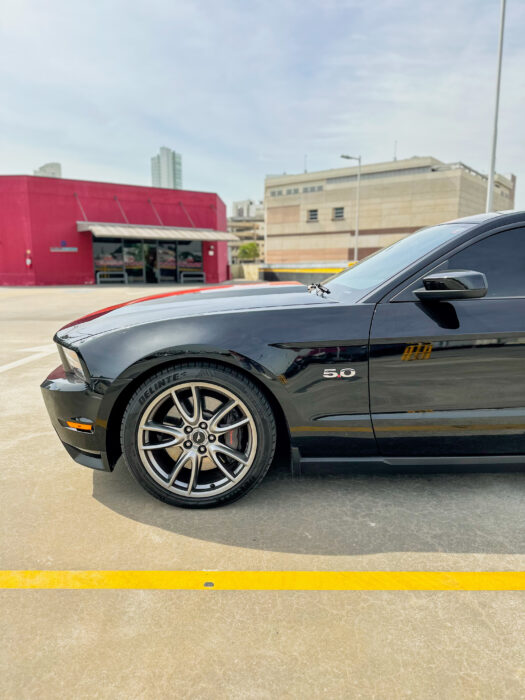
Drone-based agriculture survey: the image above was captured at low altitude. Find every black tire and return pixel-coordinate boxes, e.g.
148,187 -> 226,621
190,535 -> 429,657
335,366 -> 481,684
120,362 -> 277,508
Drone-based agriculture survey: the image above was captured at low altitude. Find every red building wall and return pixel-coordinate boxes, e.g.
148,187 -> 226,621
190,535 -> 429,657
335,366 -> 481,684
0,175 -> 229,285
0,177 -> 36,285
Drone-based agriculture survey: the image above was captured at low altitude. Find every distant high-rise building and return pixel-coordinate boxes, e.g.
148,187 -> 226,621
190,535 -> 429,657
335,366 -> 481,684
34,162 -> 62,178
231,199 -> 264,219
151,147 -> 182,189
228,199 -> 265,263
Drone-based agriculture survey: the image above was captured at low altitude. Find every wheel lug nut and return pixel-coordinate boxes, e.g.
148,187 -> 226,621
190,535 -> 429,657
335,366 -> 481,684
208,434 -> 216,442
198,446 -> 206,454
184,426 -> 192,434
199,422 -> 207,430
184,440 -> 192,449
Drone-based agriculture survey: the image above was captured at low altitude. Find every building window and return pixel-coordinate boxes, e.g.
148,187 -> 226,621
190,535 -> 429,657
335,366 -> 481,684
93,238 -> 203,285
302,185 -> 324,193
333,207 -> 344,220
286,188 -> 292,195
157,242 -> 177,282
178,240 -> 203,272
307,209 -> 318,222
293,188 -> 299,194
123,241 -> 145,283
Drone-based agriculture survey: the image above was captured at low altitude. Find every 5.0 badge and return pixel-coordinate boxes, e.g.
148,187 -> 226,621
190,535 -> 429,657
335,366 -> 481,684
323,368 -> 356,379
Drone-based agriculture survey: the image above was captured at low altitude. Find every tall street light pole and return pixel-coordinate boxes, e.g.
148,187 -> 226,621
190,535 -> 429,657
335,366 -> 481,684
340,154 -> 361,262
486,0 -> 506,212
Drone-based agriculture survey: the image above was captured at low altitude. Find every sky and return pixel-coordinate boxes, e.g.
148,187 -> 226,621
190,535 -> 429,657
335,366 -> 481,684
1,0 -> 524,212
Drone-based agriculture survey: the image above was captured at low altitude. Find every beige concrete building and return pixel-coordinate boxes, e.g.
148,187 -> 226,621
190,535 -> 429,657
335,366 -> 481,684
33,162 -> 62,178
228,199 -> 265,262
264,157 -> 516,264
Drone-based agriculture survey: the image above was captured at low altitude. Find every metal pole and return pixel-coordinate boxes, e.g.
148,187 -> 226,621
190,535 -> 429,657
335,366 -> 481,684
486,0 -> 506,212
354,156 -> 361,262
340,154 -> 362,263
263,197 -> 268,265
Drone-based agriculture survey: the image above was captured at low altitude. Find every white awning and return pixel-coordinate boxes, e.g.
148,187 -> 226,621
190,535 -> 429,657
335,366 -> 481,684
77,221 -> 238,241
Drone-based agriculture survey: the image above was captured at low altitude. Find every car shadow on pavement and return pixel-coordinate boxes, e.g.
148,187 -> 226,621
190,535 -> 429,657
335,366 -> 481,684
92,457 -> 525,556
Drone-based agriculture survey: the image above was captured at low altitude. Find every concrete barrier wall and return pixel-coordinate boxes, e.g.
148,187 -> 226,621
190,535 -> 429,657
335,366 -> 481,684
259,264 -> 352,285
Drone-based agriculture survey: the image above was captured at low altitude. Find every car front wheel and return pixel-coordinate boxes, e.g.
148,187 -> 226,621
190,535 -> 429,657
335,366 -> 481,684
121,362 -> 277,508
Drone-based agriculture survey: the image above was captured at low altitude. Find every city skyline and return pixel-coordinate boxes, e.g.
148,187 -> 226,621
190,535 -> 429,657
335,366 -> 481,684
1,0 -> 524,210
151,146 -> 183,189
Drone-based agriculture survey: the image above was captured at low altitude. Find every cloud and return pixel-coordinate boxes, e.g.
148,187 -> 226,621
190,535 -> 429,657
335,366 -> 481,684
1,0 -> 523,210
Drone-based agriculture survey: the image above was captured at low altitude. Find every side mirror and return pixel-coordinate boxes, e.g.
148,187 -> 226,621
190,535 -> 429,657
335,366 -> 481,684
415,270 -> 488,301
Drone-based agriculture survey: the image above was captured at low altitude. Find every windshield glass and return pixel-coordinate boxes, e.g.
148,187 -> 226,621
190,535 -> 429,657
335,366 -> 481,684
325,223 -> 476,296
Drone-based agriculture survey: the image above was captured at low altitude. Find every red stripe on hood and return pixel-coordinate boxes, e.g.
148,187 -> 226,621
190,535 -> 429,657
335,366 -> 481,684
60,281 -> 302,330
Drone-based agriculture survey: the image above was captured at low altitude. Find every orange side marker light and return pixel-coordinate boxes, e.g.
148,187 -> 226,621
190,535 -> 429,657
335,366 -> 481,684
66,420 -> 93,432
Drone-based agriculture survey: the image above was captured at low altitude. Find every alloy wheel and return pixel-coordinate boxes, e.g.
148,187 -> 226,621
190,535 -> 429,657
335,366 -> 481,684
137,381 -> 257,498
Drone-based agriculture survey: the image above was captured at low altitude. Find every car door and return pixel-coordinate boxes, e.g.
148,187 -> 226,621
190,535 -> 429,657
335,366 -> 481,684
369,225 -> 525,456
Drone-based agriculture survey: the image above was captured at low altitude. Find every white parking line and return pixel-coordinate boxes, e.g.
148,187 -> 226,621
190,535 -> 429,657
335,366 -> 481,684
0,344 -> 57,374
17,344 -> 57,353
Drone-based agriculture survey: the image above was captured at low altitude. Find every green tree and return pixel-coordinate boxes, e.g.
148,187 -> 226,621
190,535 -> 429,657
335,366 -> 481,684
238,241 -> 260,260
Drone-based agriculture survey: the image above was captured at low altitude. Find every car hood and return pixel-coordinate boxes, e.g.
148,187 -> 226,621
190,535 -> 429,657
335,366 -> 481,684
56,282 -> 336,343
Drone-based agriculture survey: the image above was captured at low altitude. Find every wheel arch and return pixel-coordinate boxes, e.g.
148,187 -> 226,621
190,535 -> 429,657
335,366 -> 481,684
103,355 -> 291,472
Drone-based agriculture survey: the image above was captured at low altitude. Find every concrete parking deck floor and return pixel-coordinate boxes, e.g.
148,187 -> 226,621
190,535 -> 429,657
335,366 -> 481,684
1,286 -> 525,699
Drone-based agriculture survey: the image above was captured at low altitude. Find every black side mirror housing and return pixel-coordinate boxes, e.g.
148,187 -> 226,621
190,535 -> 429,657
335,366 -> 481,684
415,270 -> 488,301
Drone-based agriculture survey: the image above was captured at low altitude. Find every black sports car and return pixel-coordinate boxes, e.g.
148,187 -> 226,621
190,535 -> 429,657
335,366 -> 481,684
42,210 -> 525,507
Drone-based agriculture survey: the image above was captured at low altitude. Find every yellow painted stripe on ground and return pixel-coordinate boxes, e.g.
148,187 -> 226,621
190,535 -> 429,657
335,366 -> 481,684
1,571 -> 524,590
261,263 -> 356,274
262,268 -> 345,274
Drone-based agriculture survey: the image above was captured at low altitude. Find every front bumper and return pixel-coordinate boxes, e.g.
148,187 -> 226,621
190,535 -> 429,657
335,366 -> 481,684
41,366 -> 111,471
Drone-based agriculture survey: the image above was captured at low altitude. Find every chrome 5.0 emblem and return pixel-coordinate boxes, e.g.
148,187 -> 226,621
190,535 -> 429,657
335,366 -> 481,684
323,368 -> 356,379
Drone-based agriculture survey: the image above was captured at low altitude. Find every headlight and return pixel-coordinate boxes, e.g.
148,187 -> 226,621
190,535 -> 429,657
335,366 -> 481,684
62,346 -> 86,380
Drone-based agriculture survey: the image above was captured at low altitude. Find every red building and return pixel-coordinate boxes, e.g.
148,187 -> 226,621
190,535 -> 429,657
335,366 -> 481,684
0,175 -> 235,286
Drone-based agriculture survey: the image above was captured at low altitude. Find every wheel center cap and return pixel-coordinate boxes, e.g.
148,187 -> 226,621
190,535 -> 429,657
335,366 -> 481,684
191,429 -> 207,446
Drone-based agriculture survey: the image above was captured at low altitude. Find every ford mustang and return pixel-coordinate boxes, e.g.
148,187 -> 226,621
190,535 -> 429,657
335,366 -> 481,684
41,210 -> 525,507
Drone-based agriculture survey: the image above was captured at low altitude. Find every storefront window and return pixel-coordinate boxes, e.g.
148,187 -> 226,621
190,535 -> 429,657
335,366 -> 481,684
158,242 -> 177,282
93,238 -> 123,278
177,241 -> 203,271
144,244 -> 158,283
123,241 -> 144,283
93,237 -> 204,283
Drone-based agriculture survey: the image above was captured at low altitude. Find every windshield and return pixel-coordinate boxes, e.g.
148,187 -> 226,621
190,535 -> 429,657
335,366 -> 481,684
325,223 -> 476,297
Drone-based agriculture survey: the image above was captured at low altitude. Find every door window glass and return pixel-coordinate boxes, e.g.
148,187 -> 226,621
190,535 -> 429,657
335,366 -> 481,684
144,243 -> 159,283
445,227 -> 525,297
